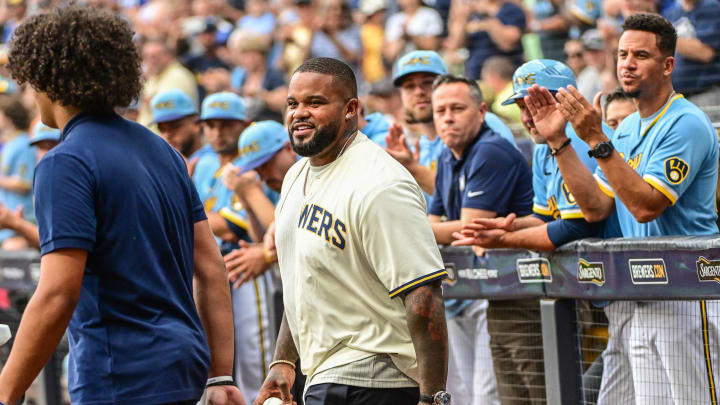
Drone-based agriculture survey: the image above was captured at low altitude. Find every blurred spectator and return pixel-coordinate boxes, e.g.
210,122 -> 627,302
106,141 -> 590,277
139,38 -> 198,126
383,0 -> 443,62
481,55 -> 522,126
564,39 -> 586,76
180,18 -> 232,75
0,122 -> 61,250
366,77 -> 405,124
228,29 -> 287,121
462,0 -> 526,80
309,0 -> 362,74
577,29 -> 610,101
359,0 -> 388,83
359,106 -> 391,146
603,86 -> 637,130
0,0 -> 26,43
280,0 -> 315,74
664,0 -> 720,122
528,0 -> 570,61
0,95 -> 34,250
236,0 -> 276,35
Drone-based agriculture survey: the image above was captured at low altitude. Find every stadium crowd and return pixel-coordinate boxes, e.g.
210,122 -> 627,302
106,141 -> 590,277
0,0 -> 718,404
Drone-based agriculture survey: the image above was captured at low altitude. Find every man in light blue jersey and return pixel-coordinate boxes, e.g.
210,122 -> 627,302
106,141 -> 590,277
194,92 -> 277,403
527,13 -> 718,405
452,59 -> 621,405
384,50 -> 518,208
150,89 -> 213,164
0,96 -> 35,250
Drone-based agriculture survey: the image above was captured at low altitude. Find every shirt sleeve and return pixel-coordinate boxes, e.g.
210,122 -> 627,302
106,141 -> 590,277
34,153 -> 97,255
641,113 -> 715,205
360,180 -> 446,298
546,217 -> 604,247
461,143 -> 526,213
532,145 -> 552,216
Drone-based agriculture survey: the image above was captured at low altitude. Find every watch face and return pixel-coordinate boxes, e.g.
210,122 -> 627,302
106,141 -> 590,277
435,392 -> 451,405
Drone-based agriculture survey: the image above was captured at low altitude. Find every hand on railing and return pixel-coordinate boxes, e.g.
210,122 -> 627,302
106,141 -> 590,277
451,214 -> 517,249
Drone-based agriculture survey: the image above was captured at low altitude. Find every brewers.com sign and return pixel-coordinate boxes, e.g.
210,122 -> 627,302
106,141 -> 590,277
516,258 -> 552,283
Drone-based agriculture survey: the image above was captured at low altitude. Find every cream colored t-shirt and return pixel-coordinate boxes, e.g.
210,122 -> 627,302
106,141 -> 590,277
274,132 -> 446,384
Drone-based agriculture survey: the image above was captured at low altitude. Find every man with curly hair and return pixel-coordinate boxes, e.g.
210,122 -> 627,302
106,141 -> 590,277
0,6 -> 243,405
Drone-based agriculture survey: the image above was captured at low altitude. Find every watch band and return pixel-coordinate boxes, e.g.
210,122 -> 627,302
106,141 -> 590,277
419,394 -> 435,403
588,141 -> 614,159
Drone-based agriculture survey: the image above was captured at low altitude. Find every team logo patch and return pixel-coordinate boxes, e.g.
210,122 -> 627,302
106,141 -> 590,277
402,56 -> 430,67
561,182 -> 576,205
514,72 -> 536,87
629,258 -> 668,284
696,257 -> 720,284
516,258 -> 552,283
577,259 -> 605,286
209,101 -> 230,110
154,100 -> 175,109
664,157 -> 689,185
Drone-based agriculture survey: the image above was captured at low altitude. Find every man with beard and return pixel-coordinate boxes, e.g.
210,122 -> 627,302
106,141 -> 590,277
150,89 -> 213,164
526,13 -> 719,404
254,57 -> 451,405
194,92 -> 278,403
385,50 -> 517,207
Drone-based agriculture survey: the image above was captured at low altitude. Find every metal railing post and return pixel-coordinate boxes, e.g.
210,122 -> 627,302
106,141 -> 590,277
541,299 -> 582,405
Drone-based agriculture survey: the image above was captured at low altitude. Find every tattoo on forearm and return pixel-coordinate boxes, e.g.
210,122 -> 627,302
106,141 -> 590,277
274,313 -> 299,362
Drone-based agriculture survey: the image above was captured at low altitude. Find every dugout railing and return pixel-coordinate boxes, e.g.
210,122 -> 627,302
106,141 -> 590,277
2,236 -> 720,404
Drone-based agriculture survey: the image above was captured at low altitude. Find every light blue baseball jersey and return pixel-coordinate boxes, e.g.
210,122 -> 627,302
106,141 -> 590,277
0,133 -> 36,224
533,123 -> 608,219
193,153 -> 279,242
417,112 -> 518,207
594,95 -> 719,237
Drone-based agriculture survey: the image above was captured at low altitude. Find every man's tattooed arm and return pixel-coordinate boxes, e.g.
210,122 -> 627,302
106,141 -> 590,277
402,280 -> 448,397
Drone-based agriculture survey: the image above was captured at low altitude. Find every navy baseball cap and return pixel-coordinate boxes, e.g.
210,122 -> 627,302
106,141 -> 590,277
502,59 -> 577,105
392,50 -> 448,87
150,89 -> 197,124
200,92 -> 247,121
236,121 -> 288,172
30,121 -> 61,145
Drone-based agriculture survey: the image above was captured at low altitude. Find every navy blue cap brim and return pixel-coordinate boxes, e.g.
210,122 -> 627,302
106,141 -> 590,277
238,151 -> 277,173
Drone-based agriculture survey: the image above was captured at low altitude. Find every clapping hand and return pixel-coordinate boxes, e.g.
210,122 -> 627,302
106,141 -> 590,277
385,123 -> 419,167
555,85 -> 606,145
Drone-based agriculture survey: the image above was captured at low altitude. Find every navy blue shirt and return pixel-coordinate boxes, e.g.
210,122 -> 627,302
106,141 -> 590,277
34,113 -> 210,404
429,124 -> 533,219
465,2 -> 526,80
664,0 -> 720,94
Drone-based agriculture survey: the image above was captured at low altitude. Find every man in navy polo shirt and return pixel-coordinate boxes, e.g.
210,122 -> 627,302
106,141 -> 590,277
0,6 -> 242,405
428,73 -> 533,405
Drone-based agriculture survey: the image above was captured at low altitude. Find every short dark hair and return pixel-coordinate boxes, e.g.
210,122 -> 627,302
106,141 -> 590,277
294,57 -> 358,99
7,6 -> 143,114
604,86 -> 633,115
621,13 -> 677,57
0,96 -> 30,130
432,74 -> 484,105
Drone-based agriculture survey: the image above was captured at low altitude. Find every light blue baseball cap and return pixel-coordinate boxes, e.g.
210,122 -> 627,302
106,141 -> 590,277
150,89 -> 197,124
392,50 -> 448,86
236,121 -> 288,172
200,92 -> 247,121
0,75 -> 17,95
502,59 -> 577,105
30,121 -> 61,145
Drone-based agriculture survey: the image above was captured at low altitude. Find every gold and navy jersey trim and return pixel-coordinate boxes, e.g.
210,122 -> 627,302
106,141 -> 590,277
643,174 -> 679,205
219,207 -> 249,230
388,269 -> 448,298
559,208 -> 585,219
594,174 -> 615,198
700,300 -> 717,405
641,94 -> 684,137
533,203 -> 553,216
